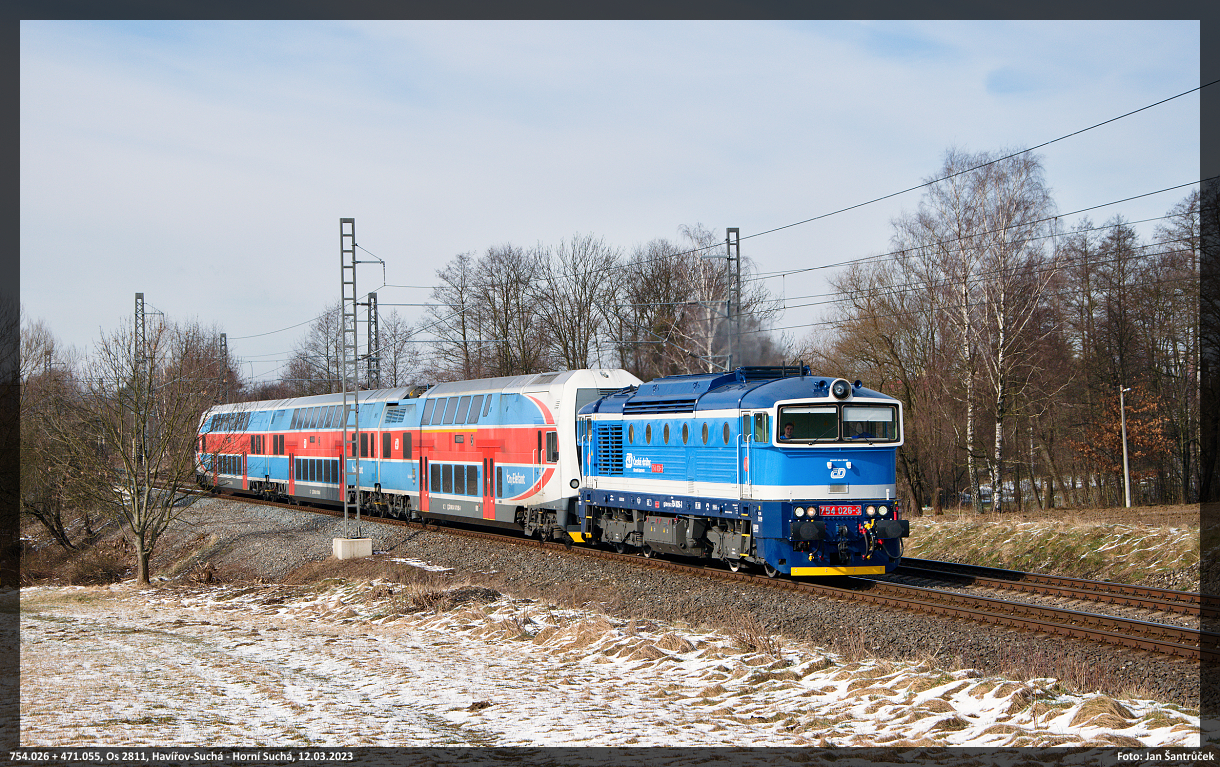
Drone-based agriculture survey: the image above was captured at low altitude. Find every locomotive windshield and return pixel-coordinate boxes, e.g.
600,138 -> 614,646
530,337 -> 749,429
842,405 -> 899,441
777,403 -> 899,443
776,406 -> 837,441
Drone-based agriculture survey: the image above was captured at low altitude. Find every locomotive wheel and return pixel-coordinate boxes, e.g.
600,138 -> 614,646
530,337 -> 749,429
614,542 -> 626,555
763,563 -> 779,578
728,560 -> 743,573
641,545 -> 654,558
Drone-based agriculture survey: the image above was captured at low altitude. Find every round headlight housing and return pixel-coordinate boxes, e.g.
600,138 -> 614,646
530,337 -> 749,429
831,379 -> 851,399
794,507 -> 805,517
866,505 -> 876,516
878,505 -> 889,516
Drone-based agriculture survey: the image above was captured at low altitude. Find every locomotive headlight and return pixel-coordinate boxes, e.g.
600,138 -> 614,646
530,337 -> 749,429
878,505 -> 889,516
794,507 -> 805,517
866,505 -> 876,516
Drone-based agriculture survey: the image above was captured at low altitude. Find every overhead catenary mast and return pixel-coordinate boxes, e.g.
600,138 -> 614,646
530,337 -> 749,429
339,218 -> 361,539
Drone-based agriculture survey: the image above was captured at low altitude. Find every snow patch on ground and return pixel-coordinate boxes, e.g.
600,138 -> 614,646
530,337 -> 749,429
19,573 -> 1200,748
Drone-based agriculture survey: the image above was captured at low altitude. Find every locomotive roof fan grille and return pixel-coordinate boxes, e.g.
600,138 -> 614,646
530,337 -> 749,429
830,378 -> 851,400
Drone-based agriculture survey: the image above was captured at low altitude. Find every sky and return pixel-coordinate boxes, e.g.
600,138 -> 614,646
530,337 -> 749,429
19,21 -> 1201,385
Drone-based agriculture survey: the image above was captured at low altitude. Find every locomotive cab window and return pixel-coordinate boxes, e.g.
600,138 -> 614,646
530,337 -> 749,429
843,405 -> 899,442
546,431 -> 558,462
753,413 -> 768,443
778,406 -> 839,442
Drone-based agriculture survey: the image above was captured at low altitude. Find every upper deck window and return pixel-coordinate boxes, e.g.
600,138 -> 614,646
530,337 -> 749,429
454,395 -> 472,425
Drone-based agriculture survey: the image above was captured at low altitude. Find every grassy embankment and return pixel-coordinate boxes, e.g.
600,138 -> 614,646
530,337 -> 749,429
904,505 -> 1203,591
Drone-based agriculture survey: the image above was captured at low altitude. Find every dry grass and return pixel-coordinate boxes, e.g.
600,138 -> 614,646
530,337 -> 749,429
907,507 -> 1199,589
721,612 -> 784,660
1069,696 -> 1135,727
22,541 -> 130,586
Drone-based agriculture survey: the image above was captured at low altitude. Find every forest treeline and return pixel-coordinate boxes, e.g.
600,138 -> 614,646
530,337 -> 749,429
800,150 -> 1209,511
21,149 -> 1215,515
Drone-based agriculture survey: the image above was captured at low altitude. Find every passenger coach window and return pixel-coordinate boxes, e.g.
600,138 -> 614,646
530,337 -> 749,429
467,395 -> 483,424
421,399 -> 435,424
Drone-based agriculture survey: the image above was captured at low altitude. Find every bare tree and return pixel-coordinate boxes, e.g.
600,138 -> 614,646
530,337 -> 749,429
19,313 -> 92,548
376,308 -> 422,388
426,253 -> 483,381
49,317 -> 225,585
476,244 -> 547,376
536,233 -> 622,370
283,302 -> 344,395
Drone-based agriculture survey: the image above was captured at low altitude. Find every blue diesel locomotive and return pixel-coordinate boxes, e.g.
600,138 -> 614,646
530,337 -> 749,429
576,366 -> 910,576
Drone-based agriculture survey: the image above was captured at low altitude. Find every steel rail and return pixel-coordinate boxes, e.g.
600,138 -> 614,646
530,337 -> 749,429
895,559 -> 1213,619
900,557 -> 1211,615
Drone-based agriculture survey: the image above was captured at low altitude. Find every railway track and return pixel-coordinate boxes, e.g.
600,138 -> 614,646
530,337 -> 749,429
208,490 -> 1218,662
896,558 -> 1212,619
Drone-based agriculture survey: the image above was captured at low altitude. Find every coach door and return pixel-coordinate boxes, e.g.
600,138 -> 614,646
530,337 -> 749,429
419,456 -> 429,512
242,452 -> 249,491
288,453 -> 295,496
483,455 -> 496,520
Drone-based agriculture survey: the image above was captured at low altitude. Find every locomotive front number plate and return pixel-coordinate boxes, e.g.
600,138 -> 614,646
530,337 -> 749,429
820,505 -> 862,516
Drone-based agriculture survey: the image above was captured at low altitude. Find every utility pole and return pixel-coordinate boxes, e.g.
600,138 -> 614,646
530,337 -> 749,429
1120,385 -> 1132,507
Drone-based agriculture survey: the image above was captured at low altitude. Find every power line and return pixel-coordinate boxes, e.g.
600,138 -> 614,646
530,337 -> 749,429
740,80 -> 1214,245
745,179 -> 1207,285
